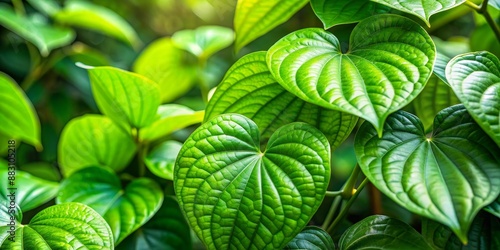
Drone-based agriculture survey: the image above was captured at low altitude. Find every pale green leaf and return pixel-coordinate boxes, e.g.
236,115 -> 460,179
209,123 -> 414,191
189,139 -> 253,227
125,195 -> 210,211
490,0 -> 500,10
234,0 -> 309,52
267,14 -> 435,136
144,140 -> 182,180
470,25 -> 500,58
172,26 -> 234,59
27,0 -> 60,16
175,114 -> 331,249
310,0 -> 390,28
284,226 -> 335,250
355,105 -> 500,243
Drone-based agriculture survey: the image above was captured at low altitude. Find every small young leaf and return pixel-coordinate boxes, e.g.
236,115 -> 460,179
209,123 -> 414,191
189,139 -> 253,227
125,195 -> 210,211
57,167 -> 164,244
310,0 -> 390,28
144,140 -> 182,180
355,105 -> 500,243
89,66 -> 161,129
172,26 -> 234,59
234,0 -> 309,52
284,226 -> 335,250
175,114 -> 331,249
338,215 -> 432,250
0,73 -> 41,149
267,14 -> 435,136
58,114 -> 137,177
447,51 -> 500,147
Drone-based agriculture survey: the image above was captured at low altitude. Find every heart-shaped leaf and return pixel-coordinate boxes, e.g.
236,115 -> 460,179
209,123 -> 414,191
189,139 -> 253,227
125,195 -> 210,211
0,73 -> 41,149
310,0 -> 390,28
175,114 -> 331,249
267,14 -> 435,136
58,114 -> 137,177
234,0 -> 309,52
172,26 -> 234,60
144,140 -> 182,180
485,195 -> 500,218
89,66 -> 161,129
206,51 -> 357,147
355,104 -> 500,243
284,226 -> 335,250
133,38 -> 199,102
117,196 -> 192,250
447,51 -> 500,147
371,0 -> 465,26
338,215 -> 432,250
0,168 -> 58,212
57,167 -> 164,244
0,203 -> 114,249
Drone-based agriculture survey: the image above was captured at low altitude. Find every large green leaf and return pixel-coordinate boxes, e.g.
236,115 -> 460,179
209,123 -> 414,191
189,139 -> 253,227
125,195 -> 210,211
57,167 -> 164,244
172,26 -> 234,60
267,14 -> 435,136
89,66 -> 161,129
0,73 -> 41,149
0,4 -> 74,56
234,0 -> 309,52
422,212 -> 500,249
0,203 -> 114,249
338,215 -> 432,250
485,195 -> 500,218
140,104 -> 204,142
144,140 -> 182,180
175,114 -> 331,249
54,0 -> 140,47
370,0 -> 465,26
206,51 -> 357,147
355,105 -> 500,243
58,114 -> 137,177
310,0 -> 390,28
284,226 -> 335,250
447,51 -> 500,147
133,38 -> 199,102
0,169 -> 58,212
117,196 -> 192,250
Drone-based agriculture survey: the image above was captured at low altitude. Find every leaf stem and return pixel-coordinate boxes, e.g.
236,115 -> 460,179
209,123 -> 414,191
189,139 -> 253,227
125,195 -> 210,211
135,129 -> 148,177
321,196 -> 342,230
11,0 -> 26,16
465,0 -> 500,42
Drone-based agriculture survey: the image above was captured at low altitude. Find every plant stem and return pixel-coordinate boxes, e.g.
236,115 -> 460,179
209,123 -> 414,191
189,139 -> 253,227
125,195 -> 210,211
321,196 -> 342,230
135,129 -> 148,177
342,164 -> 361,198
325,190 -> 344,197
368,182 -> 382,214
465,0 -> 500,42
12,0 -> 26,16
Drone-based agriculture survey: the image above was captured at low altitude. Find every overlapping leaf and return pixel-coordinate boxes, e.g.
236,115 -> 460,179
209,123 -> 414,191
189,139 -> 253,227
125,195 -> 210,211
355,105 -> 500,242
267,15 -> 435,136
57,167 -> 163,244
447,51 -> 500,147
284,226 -> 335,250
310,0 -> 390,28
172,26 -> 234,59
175,114 -> 331,249
485,196 -> 500,218
144,140 -> 182,180
206,51 -> 357,146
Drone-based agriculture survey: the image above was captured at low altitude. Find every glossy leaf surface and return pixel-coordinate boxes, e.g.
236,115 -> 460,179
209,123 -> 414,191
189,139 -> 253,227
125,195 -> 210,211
267,15 -> 435,136
485,196 -> 500,218
371,0 -> 465,26
145,140 -> 182,180
58,115 -> 136,177
175,114 -> 331,249
284,226 -> 335,250
89,66 -> 161,129
0,73 -> 41,149
447,51 -> 500,147
57,167 -> 163,244
206,51 -> 357,146
172,26 -> 234,59
234,0 -> 308,52
355,105 -> 500,242
338,215 -> 432,250
310,0 -> 389,28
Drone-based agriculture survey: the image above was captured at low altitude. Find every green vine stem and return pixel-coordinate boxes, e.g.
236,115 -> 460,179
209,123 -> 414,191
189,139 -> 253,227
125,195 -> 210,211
465,0 -> 500,41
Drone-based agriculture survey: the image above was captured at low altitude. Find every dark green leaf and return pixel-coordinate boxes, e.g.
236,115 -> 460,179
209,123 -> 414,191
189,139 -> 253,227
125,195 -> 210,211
175,114 -> 331,249
145,140 -> 182,180
485,195 -> 500,218
172,26 -> 234,59
285,226 -> 335,250
355,105 -> 500,243
310,0 -> 390,28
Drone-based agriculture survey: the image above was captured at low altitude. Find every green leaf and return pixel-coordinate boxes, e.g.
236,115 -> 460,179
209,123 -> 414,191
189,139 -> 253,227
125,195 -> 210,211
422,212 -> 500,249
117,196 -> 192,250
133,38 -> 199,102
355,105 -> 500,243
370,0 -> 465,26
284,226 -> 335,250
434,52 -> 451,85
0,4 -> 75,56
140,104 -> 204,142
54,0 -> 140,47
0,169 -> 58,212
0,203 -> 114,249
175,114 -> 331,249
206,51 -> 357,147
485,195 -> 500,218
234,0 -> 309,52
58,114 -> 137,177
145,140 -> 182,180
267,14 -> 435,136
310,0 -> 390,28
19,162 -> 61,182
89,66 -> 161,129
0,73 -> 41,149
413,75 -> 460,130
447,51 -> 500,147
26,0 -> 60,16
338,215 -> 432,250
172,26 -> 234,60
57,167 -> 164,244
